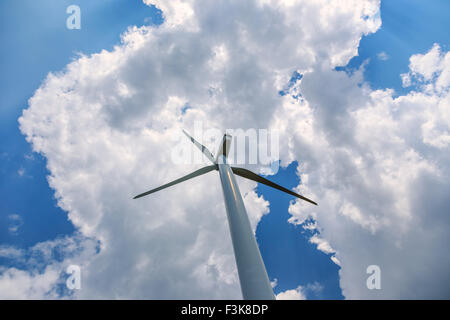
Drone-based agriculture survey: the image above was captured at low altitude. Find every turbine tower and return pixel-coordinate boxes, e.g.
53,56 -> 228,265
133,130 -> 317,300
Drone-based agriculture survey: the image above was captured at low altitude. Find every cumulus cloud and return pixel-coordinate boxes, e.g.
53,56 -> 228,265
244,190 -> 270,233
0,246 -> 23,260
400,44 -> 450,149
276,286 -> 306,300
14,0 -> 449,300
402,44 -> 448,86
282,43 -> 450,298
0,267 -> 61,300
12,0 -> 384,299
309,234 -> 336,255
0,234 -> 97,299
11,0 -> 450,299
276,281 -> 325,300
9,0 -> 446,301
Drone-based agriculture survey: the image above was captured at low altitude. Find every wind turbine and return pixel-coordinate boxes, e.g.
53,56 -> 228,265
133,130 -> 317,300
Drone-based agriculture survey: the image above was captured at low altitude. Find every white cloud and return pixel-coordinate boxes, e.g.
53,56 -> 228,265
276,281 -> 324,300
243,189 -> 270,233
270,278 -> 278,288
15,0 -> 442,300
0,246 -> 24,260
401,44 -> 450,94
8,214 -> 23,235
307,233 -> 340,266
281,44 -> 450,298
309,234 -> 335,255
377,51 -> 388,61
0,267 -> 61,300
276,286 -> 306,300
407,44 -> 444,81
0,235 -> 97,299
330,256 -> 341,267
400,44 -> 450,149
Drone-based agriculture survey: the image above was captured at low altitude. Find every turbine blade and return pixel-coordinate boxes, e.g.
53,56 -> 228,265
133,165 -> 217,199
215,133 -> 232,162
183,129 -> 216,165
231,167 -> 318,206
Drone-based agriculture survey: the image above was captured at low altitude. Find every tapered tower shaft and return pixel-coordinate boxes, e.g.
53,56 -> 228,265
217,155 -> 275,300
134,130 -> 317,300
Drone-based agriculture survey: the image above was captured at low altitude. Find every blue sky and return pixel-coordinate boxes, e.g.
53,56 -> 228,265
342,0 -> 449,96
0,1 -> 161,246
0,1 -> 448,299
256,162 -> 343,299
